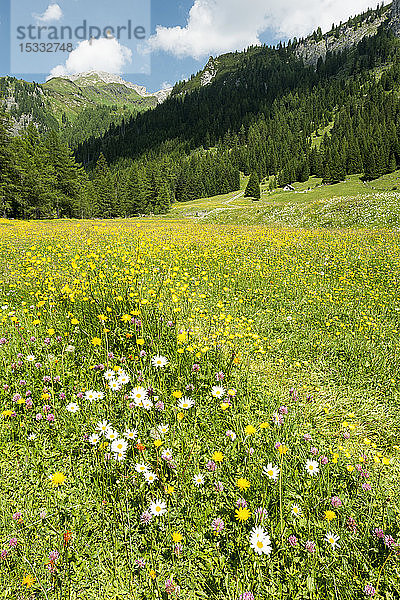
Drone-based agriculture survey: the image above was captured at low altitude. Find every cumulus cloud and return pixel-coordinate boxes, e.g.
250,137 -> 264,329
148,0 -> 391,59
47,37 -> 132,79
33,3 -> 63,23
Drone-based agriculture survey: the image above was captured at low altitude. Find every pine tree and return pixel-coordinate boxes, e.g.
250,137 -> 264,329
245,172 -> 261,199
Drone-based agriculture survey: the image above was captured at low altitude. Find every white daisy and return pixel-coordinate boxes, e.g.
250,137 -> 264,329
149,499 -> 167,516
161,448 -> 173,460
117,371 -> 130,385
130,387 -> 148,402
291,504 -> 302,517
111,439 -> 128,454
27,433 -> 36,441
95,391 -> 104,400
85,390 -> 96,401
66,402 -> 79,413
96,420 -> 110,435
325,532 -> 340,549
135,463 -> 149,474
211,386 -> 225,399
157,424 -> 169,435
124,429 -> 138,441
193,473 -> 204,486
26,355 -> 35,362
249,527 -> 272,555
142,398 -> 153,410
114,450 -> 126,462
262,463 -> 280,481
106,429 -> 118,442
178,397 -> 195,409
89,433 -> 100,445
109,380 -> 122,392
103,370 -> 115,381
65,345 -> 75,353
305,459 -> 319,476
144,471 -> 158,484
151,355 -> 168,368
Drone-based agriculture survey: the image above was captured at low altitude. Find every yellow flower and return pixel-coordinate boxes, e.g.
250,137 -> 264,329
149,569 -> 156,580
71,318 -> 79,325
50,472 -> 66,487
364,438 -> 371,445
382,457 -> 390,465
177,412 -> 184,422
220,402 -> 230,410
154,439 -> 163,448
47,328 -> 55,335
278,444 -> 288,455
346,465 -> 354,472
172,531 -> 183,543
22,574 -> 35,588
136,338 -> 145,345
236,478 -> 250,491
259,422 -> 270,429
324,510 -> 336,522
166,485 -> 175,495
245,425 -> 256,435
1,410 -> 13,417
91,337 -> 101,346
172,390 -> 182,398
235,507 -> 251,522
212,451 -> 223,463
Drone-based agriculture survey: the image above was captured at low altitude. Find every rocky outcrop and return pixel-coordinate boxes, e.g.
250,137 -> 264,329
389,0 -> 400,35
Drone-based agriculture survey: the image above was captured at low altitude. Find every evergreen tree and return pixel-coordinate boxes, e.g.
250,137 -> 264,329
245,172 -> 261,199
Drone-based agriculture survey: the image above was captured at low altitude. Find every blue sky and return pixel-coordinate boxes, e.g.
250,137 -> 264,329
0,0 -> 391,92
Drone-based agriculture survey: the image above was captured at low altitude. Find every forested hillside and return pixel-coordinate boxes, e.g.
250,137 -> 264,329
2,2 -> 400,218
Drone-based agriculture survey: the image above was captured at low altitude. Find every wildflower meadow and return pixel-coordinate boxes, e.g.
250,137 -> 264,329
0,218 -> 399,599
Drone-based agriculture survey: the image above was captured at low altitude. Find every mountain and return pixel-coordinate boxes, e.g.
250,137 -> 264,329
0,71 -> 172,146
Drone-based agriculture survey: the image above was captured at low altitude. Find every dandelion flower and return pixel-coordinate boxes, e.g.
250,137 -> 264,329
245,425 -> 256,435
50,472 -> 66,487
324,510 -> 336,522
235,507 -> 251,522
22,574 -> 35,588
172,531 -> 183,543
237,478 -> 251,491
212,451 -> 224,463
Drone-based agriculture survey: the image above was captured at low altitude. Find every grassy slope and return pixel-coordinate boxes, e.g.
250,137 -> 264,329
165,172 -> 400,228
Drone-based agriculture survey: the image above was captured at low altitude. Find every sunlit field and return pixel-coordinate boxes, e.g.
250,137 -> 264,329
0,218 -> 399,600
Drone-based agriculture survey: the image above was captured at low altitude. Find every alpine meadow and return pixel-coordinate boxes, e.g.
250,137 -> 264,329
1,1 -> 400,600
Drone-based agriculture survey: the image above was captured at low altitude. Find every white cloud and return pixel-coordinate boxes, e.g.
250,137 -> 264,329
33,3 -> 63,23
47,37 -> 132,79
148,0 -> 391,59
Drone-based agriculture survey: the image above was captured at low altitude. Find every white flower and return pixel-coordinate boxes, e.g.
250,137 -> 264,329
305,459 -> 319,476
95,391 -> 104,400
291,504 -> 302,517
66,402 -> 79,413
158,424 -> 169,435
65,345 -> 75,353
130,387 -> 148,402
103,370 -> 115,381
114,450 -> 126,462
149,499 -> 167,516
325,532 -> 340,549
211,386 -> 225,399
135,463 -> 149,474
106,429 -> 118,441
144,471 -> 158,484
193,473 -> 204,486
26,355 -> 35,362
109,379 -> 122,392
178,397 -> 195,409
96,420 -> 110,435
262,463 -> 280,481
124,429 -> 138,441
85,390 -> 96,402
249,527 -> 272,555
151,355 -> 168,368
161,448 -> 173,460
89,433 -> 100,445
111,439 -> 128,454
27,433 -> 36,441
117,371 -> 130,385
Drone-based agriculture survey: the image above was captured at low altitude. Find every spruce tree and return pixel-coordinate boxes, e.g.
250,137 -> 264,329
245,172 -> 261,199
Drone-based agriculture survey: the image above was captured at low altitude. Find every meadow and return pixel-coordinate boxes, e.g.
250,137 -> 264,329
0,215 -> 399,600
